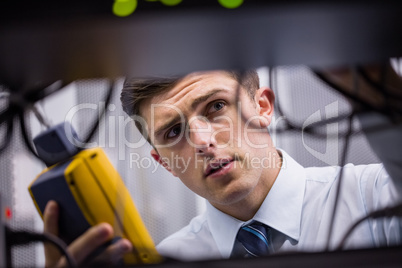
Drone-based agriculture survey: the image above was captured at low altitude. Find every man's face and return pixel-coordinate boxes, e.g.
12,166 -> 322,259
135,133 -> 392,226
141,71 -> 276,208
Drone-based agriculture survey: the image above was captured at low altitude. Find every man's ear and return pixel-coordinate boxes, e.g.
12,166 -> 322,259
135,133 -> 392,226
150,149 -> 178,177
255,87 -> 275,128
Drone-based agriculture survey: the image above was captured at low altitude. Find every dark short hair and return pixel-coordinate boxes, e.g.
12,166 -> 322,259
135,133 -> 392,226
120,70 -> 260,143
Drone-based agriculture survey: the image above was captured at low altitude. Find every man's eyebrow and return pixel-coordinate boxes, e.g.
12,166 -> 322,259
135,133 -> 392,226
154,114 -> 183,139
154,89 -> 225,139
191,89 -> 225,110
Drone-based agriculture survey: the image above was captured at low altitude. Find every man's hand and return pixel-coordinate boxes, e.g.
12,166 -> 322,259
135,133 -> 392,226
43,200 -> 133,267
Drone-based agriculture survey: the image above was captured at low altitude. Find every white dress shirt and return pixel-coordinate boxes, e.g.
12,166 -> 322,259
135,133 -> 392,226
156,150 -> 402,261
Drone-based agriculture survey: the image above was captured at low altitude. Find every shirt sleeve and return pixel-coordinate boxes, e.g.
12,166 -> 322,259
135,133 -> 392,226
360,164 -> 402,247
358,111 -> 402,193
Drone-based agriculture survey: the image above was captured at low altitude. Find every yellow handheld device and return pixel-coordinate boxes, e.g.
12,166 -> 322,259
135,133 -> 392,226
28,123 -> 162,265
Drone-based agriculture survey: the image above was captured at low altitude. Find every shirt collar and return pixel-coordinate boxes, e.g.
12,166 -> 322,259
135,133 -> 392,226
206,149 -> 306,258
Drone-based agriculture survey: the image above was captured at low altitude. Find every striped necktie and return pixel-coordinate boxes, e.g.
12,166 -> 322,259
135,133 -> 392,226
236,221 -> 272,257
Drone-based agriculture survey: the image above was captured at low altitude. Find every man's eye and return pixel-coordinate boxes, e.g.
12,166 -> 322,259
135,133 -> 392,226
166,125 -> 182,139
208,101 -> 225,114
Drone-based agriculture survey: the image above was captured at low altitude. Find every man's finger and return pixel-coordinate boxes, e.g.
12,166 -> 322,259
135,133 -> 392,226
43,200 -> 59,236
43,200 -> 62,267
87,238 -> 133,265
67,223 -> 114,264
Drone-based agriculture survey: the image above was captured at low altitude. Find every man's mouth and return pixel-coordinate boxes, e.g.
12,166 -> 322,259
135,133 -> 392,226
204,159 -> 233,177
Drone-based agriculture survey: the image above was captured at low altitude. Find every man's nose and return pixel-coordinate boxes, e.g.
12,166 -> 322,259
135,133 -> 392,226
189,118 -> 216,154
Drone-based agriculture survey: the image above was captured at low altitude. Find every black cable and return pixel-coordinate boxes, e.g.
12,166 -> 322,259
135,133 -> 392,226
235,69 -> 248,129
15,79 -> 114,161
269,66 -> 353,139
399,58 -> 402,75
0,90 -> 14,153
269,66 -> 362,250
18,110 -> 43,161
313,70 -> 399,117
242,67 -> 399,253
336,203 -> 402,251
0,116 -> 13,154
357,65 -> 402,101
270,67 -> 297,132
273,110 -> 353,138
80,80 -> 114,148
5,227 -> 77,267
357,65 -> 402,124
0,81 -> 64,160
271,66 -> 402,140
273,107 -> 399,138
0,78 -> 113,162
312,66 -> 402,249
324,66 -> 360,251
270,67 -> 357,140
325,113 -> 354,251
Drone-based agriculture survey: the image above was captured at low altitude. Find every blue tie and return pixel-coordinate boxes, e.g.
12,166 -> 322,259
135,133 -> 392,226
236,221 -> 272,257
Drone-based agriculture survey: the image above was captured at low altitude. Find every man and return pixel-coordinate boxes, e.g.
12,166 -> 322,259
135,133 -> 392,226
43,68 -> 401,266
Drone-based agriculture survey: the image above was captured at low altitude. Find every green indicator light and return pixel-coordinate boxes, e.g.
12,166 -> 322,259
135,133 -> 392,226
218,0 -> 244,9
113,0 -> 137,17
160,0 -> 183,6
